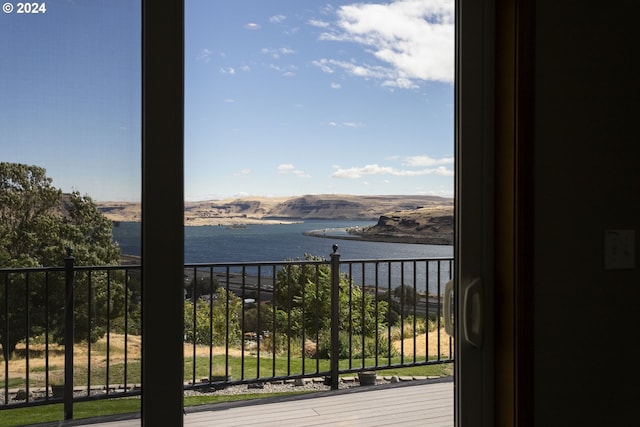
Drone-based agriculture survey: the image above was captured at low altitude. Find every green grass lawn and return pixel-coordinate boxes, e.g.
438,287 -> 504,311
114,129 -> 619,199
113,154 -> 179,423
184,354 -> 451,382
0,392 -> 310,427
2,353 -> 451,390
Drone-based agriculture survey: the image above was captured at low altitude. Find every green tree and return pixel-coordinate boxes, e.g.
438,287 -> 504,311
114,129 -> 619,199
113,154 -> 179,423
0,163 -> 122,360
0,163 -> 119,267
273,254 -> 322,309
273,255 -> 388,352
242,304 -> 274,335
0,163 -> 62,267
184,288 -> 242,346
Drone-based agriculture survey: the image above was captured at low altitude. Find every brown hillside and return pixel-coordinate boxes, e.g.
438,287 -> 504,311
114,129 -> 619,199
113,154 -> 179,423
98,195 -> 453,226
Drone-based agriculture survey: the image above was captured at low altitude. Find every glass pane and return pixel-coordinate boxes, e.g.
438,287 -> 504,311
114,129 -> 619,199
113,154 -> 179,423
0,0 -> 141,419
184,0 -> 454,423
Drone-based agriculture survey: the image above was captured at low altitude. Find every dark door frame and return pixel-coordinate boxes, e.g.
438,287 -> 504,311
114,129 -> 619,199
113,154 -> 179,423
494,0 -> 535,425
141,1 -> 185,425
139,1 -> 536,425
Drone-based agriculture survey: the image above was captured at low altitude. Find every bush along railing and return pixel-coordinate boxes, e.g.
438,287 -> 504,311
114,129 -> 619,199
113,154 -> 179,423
0,246 -> 453,419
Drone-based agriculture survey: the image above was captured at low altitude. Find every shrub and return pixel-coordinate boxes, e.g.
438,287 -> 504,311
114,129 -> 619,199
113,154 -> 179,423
183,288 -> 242,346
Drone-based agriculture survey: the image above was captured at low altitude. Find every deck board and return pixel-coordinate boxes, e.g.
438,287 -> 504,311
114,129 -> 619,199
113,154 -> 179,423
65,380 -> 453,427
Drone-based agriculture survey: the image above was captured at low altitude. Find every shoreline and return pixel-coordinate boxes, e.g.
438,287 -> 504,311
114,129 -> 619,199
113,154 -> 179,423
112,218 -> 302,227
303,228 -> 453,246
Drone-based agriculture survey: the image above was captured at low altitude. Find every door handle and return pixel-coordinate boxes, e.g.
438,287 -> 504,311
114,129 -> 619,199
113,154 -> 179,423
463,278 -> 483,348
443,278 -> 483,347
444,280 -> 454,336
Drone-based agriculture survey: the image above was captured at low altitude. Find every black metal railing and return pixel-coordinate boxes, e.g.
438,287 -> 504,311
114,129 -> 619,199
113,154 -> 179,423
0,248 -> 453,419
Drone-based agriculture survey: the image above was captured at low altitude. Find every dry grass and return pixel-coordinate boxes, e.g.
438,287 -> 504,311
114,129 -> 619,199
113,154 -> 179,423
1,334 -> 142,382
2,330 -> 453,382
184,343 -> 243,358
392,328 -> 453,357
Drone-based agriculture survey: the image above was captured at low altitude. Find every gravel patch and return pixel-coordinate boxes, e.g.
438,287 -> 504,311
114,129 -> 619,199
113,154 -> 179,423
2,376 -> 447,405
184,378 -> 362,398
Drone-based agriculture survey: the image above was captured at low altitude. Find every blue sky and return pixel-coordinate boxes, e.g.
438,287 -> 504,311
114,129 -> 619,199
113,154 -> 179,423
0,0 -> 141,201
1,0 -> 454,202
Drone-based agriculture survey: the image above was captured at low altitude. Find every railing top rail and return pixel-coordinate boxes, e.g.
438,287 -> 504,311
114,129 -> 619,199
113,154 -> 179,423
1,256 -> 454,273
72,264 -> 142,272
186,256 -> 453,269
185,259 -> 329,268
0,266 -> 64,273
337,256 -> 454,263
0,264 -> 142,273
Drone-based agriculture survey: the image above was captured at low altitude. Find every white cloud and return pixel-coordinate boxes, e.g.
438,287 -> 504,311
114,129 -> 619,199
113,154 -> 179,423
343,122 -> 364,128
317,0 -> 454,87
326,121 -> 364,128
234,168 -> 252,177
308,19 -> 330,28
311,59 -> 335,74
196,48 -> 213,62
244,22 -> 261,30
404,155 -> 454,166
330,82 -> 342,89
332,164 -> 394,179
277,164 -> 311,178
331,161 -> 454,179
262,47 -> 295,59
219,67 -> 236,75
270,63 -> 297,77
321,4 -> 335,15
313,58 -> 403,85
270,15 -> 286,24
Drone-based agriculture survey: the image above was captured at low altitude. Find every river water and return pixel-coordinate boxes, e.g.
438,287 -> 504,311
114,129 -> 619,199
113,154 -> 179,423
112,220 -> 453,263
111,220 -> 454,293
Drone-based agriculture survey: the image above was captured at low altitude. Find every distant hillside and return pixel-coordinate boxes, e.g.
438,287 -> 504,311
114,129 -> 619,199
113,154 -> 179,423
98,195 -> 454,244
98,194 -> 452,224
261,194 -> 452,221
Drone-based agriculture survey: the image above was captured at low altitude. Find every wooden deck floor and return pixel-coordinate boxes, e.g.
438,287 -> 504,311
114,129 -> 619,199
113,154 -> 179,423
66,379 -> 453,427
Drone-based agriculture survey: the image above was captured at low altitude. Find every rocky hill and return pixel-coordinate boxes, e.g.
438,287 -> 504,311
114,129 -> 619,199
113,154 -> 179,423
348,206 -> 453,245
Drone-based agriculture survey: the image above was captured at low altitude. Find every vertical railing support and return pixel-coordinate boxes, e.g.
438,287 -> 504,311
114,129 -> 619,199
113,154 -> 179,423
64,248 -> 75,420
329,245 -> 340,390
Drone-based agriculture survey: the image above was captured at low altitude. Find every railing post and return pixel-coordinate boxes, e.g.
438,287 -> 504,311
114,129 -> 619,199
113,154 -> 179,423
329,245 -> 340,390
64,248 -> 75,420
